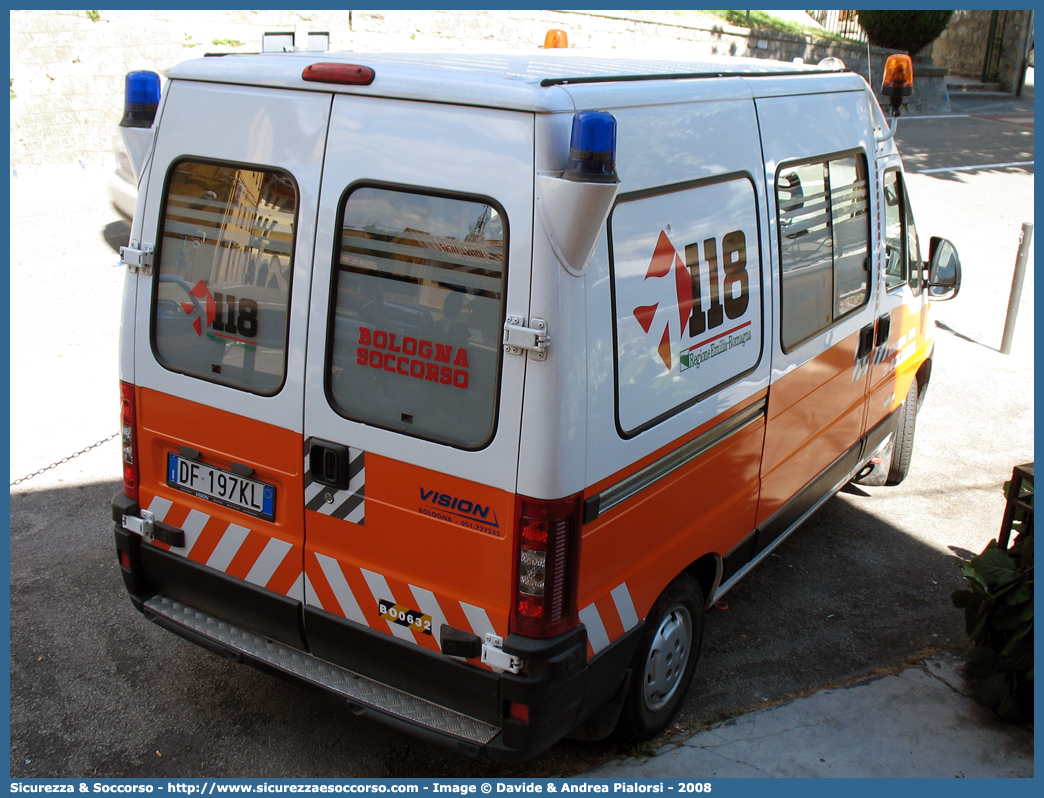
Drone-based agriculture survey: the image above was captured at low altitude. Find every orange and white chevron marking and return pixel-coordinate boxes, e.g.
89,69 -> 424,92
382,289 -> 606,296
143,495 -> 304,600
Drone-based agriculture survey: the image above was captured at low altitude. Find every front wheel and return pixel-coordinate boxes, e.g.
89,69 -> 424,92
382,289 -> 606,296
615,573 -> 704,741
854,379 -> 919,487
886,380 -> 918,485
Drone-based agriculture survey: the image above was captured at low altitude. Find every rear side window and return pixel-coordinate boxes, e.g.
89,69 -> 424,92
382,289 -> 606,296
327,186 -> 507,449
777,153 -> 870,350
152,159 -> 297,394
610,175 -> 763,436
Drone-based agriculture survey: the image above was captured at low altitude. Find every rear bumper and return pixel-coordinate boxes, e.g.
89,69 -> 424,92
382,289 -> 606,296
113,494 -> 639,762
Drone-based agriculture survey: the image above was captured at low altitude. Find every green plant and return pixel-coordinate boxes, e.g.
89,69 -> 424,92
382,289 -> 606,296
705,10 -> 855,40
183,34 -> 200,49
951,494 -> 1033,721
628,740 -> 656,758
212,39 -> 244,47
86,10 -> 100,23
714,10 -> 806,34
856,10 -> 953,57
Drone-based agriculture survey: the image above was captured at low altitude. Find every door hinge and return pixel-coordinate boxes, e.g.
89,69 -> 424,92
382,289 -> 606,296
122,509 -> 185,547
120,241 -> 154,274
503,316 -> 549,361
480,634 -> 525,674
123,509 -> 155,540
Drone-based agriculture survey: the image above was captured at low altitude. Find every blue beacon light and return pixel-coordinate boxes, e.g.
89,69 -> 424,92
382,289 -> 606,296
563,111 -> 619,183
121,71 -> 161,128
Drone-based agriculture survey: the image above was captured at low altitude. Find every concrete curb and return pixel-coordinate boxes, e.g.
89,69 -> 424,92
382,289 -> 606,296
586,654 -> 1033,778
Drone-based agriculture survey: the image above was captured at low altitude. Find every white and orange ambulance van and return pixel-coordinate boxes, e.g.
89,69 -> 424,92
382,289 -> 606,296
112,46 -> 961,761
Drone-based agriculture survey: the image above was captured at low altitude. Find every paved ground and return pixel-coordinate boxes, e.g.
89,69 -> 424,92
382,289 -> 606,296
588,653 -> 1033,778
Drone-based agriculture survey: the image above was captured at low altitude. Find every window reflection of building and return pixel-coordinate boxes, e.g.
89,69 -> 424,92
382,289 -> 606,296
163,162 -> 294,289
390,227 -> 502,332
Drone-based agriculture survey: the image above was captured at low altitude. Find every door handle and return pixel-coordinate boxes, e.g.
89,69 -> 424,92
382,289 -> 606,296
857,323 -> 875,359
308,438 -> 351,489
875,314 -> 891,348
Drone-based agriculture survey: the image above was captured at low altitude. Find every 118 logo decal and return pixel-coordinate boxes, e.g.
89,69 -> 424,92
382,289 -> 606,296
181,280 -> 260,345
632,228 -> 751,371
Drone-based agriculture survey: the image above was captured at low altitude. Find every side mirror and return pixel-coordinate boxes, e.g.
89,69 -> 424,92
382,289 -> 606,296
925,236 -> 961,300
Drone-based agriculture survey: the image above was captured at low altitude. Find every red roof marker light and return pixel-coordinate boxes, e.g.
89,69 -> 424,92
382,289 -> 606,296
302,63 -> 375,86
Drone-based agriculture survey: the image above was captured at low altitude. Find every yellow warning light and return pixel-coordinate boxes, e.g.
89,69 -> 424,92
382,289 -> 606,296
882,53 -> 914,91
881,54 -> 914,116
544,29 -> 568,49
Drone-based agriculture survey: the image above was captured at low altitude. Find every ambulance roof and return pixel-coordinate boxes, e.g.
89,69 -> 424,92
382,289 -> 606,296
165,49 -> 871,113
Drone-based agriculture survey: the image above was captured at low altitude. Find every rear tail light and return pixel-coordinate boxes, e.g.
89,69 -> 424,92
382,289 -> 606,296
507,701 -> 530,723
120,381 -> 139,502
511,493 -> 583,638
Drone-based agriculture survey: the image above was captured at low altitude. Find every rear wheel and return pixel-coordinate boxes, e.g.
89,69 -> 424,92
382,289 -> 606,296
615,573 -> 704,740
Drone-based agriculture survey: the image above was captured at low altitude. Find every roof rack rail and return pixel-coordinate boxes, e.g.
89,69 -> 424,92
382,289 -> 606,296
539,67 -> 847,88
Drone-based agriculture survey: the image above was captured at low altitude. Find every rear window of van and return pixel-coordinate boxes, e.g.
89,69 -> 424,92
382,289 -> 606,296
326,186 -> 507,449
776,153 -> 870,350
152,159 -> 297,394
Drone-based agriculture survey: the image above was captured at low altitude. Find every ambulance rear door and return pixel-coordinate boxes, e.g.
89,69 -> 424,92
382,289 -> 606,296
301,96 -> 533,676
129,79 -> 331,649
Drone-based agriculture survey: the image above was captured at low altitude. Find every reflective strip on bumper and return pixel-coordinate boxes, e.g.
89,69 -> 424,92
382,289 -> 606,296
581,582 -> 640,655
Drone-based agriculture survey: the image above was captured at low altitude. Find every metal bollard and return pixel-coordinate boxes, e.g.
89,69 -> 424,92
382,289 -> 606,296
1000,222 -> 1033,355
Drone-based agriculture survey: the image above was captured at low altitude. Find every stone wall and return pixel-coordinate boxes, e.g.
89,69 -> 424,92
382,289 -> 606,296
8,9 -> 941,171
931,9 -> 1033,91
932,10 -> 996,79
11,10 -> 364,169
997,10 -> 1034,93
